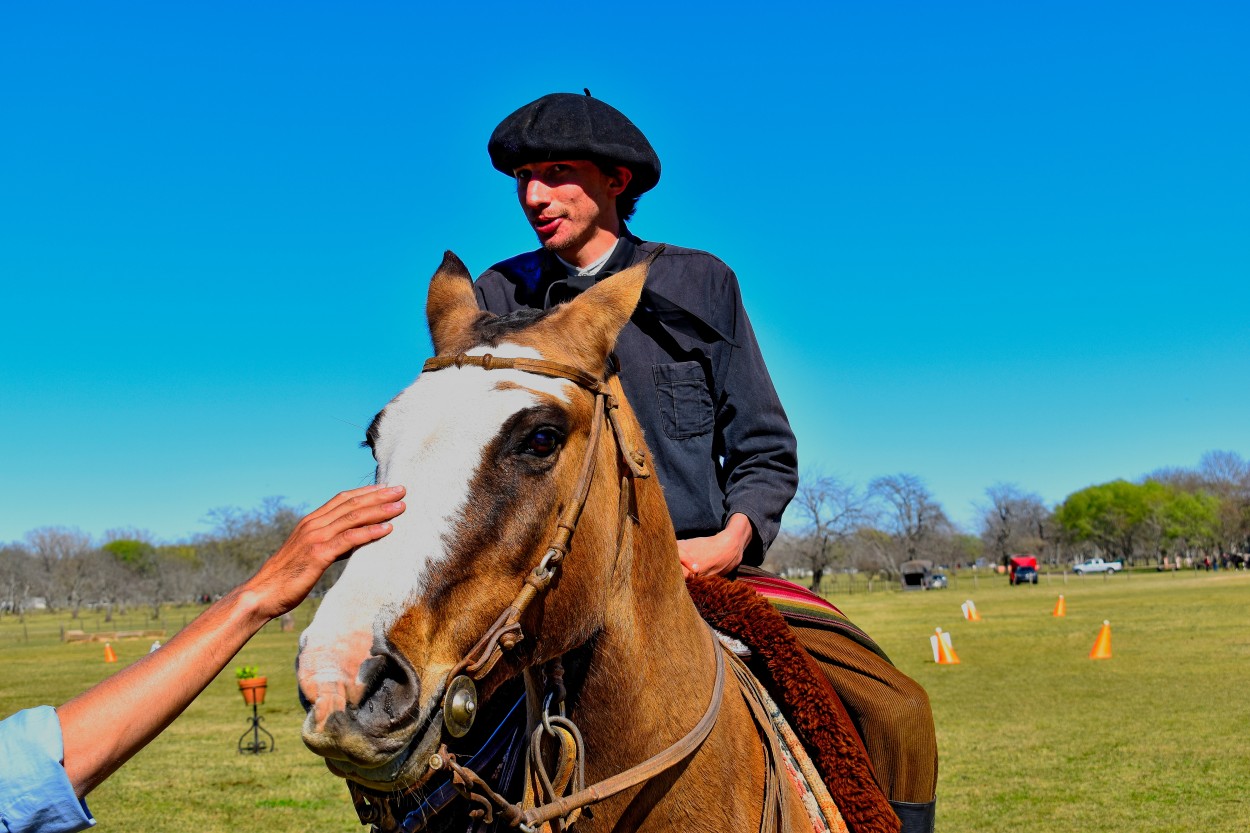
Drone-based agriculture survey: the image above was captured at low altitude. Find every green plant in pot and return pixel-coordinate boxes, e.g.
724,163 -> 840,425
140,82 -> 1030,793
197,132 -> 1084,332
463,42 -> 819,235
235,665 -> 268,706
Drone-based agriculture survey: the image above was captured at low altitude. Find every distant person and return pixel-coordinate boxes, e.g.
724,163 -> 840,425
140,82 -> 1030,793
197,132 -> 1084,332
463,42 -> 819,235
0,485 -> 405,833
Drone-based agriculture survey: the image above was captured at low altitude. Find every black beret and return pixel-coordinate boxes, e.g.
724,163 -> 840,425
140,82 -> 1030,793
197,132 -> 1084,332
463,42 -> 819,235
488,92 -> 661,197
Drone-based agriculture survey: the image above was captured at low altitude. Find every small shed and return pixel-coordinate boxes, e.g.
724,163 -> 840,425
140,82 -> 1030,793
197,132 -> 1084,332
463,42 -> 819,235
900,559 -> 934,591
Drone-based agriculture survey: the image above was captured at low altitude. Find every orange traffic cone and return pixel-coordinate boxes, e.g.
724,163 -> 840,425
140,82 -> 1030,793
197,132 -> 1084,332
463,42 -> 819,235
931,628 -> 961,664
961,600 -> 982,622
103,643 -> 118,663
1089,620 -> 1112,659
1052,595 -> 1066,617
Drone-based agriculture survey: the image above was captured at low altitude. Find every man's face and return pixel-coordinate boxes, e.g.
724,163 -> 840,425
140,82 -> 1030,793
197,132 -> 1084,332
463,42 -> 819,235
514,160 -> 629,259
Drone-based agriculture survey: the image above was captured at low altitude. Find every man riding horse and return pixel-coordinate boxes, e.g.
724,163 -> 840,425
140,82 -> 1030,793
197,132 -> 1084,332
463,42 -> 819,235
474,91 -> 938,833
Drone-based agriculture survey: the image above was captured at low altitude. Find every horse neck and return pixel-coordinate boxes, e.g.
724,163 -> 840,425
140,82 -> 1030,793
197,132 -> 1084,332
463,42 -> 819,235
531,478 -> 775,831
560,429 -> 719,779
516,386 -> 776,830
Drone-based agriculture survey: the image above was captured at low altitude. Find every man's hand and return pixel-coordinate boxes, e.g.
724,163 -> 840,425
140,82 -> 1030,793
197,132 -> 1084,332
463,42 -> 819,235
243,484 -> 406,621
678,513 -> 754,578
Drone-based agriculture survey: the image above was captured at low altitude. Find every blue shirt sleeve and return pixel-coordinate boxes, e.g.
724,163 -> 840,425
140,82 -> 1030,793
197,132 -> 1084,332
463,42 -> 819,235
0,706 -> 96,833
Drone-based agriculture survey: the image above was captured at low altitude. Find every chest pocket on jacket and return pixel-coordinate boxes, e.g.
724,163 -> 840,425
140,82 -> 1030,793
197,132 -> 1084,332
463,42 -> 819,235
653,361 -> 714,440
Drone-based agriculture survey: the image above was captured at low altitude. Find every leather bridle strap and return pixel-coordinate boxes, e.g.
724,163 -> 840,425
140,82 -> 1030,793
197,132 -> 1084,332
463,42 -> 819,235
422,353 -> 648,685
422,353 -> 608,396
422,353 -> 647,477
452,393 -> 604,683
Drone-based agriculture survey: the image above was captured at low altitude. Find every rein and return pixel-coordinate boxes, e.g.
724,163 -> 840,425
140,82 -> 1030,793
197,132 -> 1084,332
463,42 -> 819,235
347,352 -> 725,833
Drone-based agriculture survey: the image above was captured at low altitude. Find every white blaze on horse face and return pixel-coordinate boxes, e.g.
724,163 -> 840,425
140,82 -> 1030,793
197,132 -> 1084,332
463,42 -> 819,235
299,344 -> 573,729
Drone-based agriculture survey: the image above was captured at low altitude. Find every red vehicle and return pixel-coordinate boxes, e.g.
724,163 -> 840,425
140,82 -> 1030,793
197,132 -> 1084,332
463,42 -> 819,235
1008,555 -> 1038,585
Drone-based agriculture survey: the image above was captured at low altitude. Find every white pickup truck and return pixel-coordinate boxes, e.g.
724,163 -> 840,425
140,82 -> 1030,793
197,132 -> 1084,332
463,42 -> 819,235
1073,557 -> 1123,575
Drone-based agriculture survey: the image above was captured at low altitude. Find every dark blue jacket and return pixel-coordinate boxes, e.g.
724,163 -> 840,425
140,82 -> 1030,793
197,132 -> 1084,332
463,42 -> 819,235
473,231 -> 798,565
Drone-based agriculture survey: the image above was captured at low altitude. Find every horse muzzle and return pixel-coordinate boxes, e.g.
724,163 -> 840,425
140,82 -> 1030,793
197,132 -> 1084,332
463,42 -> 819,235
300,645 -> 446,790
307,708 -> 446,790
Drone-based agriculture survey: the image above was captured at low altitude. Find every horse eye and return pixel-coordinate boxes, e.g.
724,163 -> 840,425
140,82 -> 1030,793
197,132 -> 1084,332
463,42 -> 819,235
524,427 -> 562,457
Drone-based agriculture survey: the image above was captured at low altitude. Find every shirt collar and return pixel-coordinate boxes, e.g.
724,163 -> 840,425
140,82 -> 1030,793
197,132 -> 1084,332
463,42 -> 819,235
556,238 -> 620,277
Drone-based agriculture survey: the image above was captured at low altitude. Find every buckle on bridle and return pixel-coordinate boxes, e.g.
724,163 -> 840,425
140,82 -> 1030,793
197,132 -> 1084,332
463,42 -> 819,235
442,674 -> 479,738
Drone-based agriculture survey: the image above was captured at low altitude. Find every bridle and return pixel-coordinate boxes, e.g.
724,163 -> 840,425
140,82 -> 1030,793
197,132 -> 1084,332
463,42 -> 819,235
348,352 -> 727,833
425,352 -> 649,700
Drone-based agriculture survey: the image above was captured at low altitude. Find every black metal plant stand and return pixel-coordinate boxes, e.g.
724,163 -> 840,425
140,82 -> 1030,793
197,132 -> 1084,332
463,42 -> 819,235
238,701 -> 275,754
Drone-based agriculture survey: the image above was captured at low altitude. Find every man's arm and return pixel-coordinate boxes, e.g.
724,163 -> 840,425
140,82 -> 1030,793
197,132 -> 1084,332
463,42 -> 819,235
719,275 -> 798,562
681,267 -> 798,575
57,484 -> 406,797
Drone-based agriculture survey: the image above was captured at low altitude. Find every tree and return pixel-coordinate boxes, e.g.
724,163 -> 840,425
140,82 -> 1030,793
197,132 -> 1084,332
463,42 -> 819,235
1157,488 -> 1219,558
847,527 -> 896,574
942,532 -> 984,567
1056,481 -> 1137,562
979,483 -> 1051,565
761,531 -> 807,579
1055,480 -> 1184,565
194,497 -> 303,597
101,534 -> 155,618
1142,451 -> 1250,557
789,473 -> 869,590
1198,450 -> 1250,491
0,543 -> 36,620
868,473 -> 953,575
1143,465 -> 1205,493
102,527 -> 191,620
25,527 -> 97,614
1197,450 -> 1250,555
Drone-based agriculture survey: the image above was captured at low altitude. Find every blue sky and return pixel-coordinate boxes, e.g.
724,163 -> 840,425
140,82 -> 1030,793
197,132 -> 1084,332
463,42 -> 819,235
2,1 -> 1247,545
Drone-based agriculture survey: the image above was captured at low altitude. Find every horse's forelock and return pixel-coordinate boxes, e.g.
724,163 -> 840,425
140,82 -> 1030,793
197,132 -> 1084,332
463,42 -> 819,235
471,307 -> 550,343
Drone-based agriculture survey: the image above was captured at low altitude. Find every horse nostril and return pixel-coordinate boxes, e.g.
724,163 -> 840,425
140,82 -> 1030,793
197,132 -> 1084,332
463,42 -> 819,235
353,648 -> 421,733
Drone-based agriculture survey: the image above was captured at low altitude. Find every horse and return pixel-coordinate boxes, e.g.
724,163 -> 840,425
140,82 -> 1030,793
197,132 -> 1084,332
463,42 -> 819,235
296,252 -> 857,832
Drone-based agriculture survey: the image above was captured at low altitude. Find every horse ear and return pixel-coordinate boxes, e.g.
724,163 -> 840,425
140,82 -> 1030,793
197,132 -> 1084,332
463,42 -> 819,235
427,251 -> 485,355
544,248 -> 661,368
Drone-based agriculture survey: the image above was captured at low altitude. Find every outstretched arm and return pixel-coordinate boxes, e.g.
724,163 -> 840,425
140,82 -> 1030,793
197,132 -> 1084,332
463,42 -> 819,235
57,484 -> 406,798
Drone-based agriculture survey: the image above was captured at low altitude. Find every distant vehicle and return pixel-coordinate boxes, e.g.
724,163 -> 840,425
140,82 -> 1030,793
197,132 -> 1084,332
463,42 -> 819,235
1010,565 -> 1037,585
1074,557 -> 1122,575
900,559 -> 935,591
930,571 -> 949,590
1008,555 -> 1039,585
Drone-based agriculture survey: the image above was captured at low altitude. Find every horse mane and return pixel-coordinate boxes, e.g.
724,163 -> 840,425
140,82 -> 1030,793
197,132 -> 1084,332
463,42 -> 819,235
473,307 -> 551,342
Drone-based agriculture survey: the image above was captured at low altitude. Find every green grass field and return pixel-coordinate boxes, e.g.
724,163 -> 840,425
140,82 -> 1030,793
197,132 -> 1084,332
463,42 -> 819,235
3,569 -> 1247,832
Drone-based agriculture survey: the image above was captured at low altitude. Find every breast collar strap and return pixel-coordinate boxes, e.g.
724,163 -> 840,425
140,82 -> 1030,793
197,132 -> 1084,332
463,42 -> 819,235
440,628 -> 727,833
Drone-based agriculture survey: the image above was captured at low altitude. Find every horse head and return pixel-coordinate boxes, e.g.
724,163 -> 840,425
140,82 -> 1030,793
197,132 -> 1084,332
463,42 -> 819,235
297,251 -> 672,791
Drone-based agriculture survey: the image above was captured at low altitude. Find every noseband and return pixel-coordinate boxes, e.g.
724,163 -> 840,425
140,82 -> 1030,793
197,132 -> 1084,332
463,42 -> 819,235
350,352 -> 727,833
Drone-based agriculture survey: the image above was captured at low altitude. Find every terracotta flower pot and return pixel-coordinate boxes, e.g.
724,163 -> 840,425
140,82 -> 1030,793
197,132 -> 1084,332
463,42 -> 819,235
238,676 -> 268,706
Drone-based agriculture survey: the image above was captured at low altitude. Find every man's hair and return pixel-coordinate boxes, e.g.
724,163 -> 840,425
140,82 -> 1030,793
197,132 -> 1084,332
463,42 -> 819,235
594,160 -> 641,222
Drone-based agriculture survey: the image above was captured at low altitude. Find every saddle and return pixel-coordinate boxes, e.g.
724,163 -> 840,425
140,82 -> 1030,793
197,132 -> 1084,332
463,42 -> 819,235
686,574 -> 901,833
